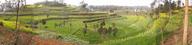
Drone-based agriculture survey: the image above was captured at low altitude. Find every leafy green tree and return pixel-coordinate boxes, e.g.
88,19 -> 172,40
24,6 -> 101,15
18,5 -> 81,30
153,0 -> 177,13
177,0 -> 181,7
79,0 -> 88,12
35,1 -> 66,7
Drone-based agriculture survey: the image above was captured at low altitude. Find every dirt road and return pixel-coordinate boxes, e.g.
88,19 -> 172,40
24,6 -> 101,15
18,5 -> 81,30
163,27 -> 192,45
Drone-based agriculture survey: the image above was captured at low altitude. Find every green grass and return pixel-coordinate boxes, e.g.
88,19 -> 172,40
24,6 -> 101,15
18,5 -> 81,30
0,19 -> 38,34
100,13 -> 183,45
33,15 -> 153,44
190,15 -> 192,26
0,12 -> 183,45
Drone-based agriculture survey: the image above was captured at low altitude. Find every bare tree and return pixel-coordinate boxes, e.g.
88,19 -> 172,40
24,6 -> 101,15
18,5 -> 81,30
13,0 -> 27,45
0,0 -> 22,12
14,0 -> 20,45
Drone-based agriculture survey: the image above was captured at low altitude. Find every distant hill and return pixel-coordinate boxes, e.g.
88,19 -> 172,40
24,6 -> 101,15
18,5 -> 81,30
35,1 -> 66,7
88,5 -> 151,11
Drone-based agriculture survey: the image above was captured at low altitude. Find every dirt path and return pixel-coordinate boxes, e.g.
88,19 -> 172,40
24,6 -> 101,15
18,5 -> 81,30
163,27 -> 192,45
0,26 -> 76,45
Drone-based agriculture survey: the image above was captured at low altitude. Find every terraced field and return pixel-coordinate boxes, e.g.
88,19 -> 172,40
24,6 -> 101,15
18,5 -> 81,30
0,5 -> 186,45
0,12 -> 183,45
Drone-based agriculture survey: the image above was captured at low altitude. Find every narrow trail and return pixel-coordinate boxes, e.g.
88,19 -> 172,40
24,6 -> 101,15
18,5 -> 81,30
163,26 -> 192,45
0,26 -> 76,45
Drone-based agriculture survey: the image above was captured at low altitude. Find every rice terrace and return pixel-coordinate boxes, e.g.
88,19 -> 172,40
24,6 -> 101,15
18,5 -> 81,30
0,0 -> 192,45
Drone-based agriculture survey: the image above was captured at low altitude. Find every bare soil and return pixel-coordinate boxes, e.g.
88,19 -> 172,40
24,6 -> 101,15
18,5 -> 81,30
163,27 -> 192,45
0,26 -> 76,45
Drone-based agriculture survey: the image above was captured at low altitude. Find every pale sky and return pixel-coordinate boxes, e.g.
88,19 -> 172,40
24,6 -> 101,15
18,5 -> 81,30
0,0 -> 191,6
26,0 -> 155,6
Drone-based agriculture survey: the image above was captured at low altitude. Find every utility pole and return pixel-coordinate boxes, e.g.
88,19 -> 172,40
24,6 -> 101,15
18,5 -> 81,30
183,0 -> 189,45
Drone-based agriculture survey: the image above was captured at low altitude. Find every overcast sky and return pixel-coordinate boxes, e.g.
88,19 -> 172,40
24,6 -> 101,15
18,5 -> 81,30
0,0 -> 191,6
64,0 -> 154,6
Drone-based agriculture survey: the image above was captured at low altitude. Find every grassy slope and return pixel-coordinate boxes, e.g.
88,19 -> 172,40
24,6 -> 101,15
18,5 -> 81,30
0,19 -> 38,34
34,15 -> 152,44
100,13 -> 183,45
0,5 -> 185,45
0,13 -> 183,45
